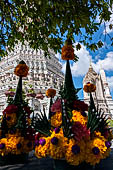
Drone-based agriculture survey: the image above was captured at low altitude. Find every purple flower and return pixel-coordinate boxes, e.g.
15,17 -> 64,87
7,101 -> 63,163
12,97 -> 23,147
54,127 -> 60,134
51,112 -> 56,116
72,144 -> 80,154
92,147 -> 100,155
6,116 -> 11,121
105,141 -> 111,148
39,139 -> 46,146
81,111 -> 87,117
17,143 -> 22,149
0,143 -> 5,149
51,137 -> 58,145
27,142 -> 32,148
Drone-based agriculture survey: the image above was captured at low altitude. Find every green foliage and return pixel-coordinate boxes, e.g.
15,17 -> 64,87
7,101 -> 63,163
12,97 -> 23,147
33,108 -> 51,136
0,0 -> 113,57
59,60 -> 80,104
87,93 -> 109,134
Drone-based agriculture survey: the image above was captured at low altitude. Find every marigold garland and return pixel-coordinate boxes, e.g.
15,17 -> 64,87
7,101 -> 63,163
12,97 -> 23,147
14,62 -> 29,77
83,82 -> 96,93
46,88 -> 56,98
61,45 -> 75,60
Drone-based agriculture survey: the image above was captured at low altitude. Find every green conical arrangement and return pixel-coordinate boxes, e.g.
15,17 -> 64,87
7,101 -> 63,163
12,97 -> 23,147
14,60 -> 26,105
64,60 -> 78,102
14,76 -> 23,104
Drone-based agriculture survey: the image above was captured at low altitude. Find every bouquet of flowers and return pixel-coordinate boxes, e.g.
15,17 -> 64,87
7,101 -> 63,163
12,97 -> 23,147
34,39 -> 113,169
0,61 -> 35,165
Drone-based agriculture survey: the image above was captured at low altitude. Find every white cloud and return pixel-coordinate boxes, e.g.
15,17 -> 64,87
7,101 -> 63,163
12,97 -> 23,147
93,52 -> 113,72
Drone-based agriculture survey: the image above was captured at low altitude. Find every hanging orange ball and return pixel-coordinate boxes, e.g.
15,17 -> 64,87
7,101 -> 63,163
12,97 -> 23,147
83,82 -> 96,93
46,88 -> 56,98
14,60 -> 29,77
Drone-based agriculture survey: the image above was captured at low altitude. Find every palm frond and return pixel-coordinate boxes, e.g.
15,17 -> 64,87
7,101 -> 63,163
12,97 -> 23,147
34,107 -> 51,136
87,93 -> 109,134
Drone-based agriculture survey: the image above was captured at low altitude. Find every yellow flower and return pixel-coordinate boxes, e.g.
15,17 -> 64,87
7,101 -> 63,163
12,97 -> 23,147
0,138 -> 8,156
23,140 -> 34,153
71,110 -> 88,125
103,148 -> 111,159
6,113 -> 17,128
7,136 -> 24,155
51,112 -> 62,127
35,137 -> 51,158
48,130 -> 68,159
65,139 -> 85,166
85,137 -> 107,165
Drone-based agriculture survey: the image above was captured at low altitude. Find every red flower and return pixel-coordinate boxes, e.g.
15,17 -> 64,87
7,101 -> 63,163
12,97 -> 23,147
72,121 -> 90,141
3,104 -> 18,115
73,100 -> 88,111
51,99 -> 62,112
23,106 -> 32,116
35,133 -> 41,141
26,127 -> 36,141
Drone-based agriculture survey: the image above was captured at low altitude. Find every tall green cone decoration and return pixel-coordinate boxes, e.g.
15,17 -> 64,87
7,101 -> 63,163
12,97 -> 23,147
60,39 -> 80,137
14,76 -> 23,104
60,39 -> 80,104
64,60 -> 78,102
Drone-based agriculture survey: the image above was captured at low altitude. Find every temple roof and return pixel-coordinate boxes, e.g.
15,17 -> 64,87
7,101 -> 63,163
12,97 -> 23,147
83,63 -> 98,84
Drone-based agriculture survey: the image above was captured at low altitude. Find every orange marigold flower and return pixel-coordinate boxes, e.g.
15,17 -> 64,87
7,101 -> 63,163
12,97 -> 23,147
14,61 -> 29,77
61,45 -> 75,60
83,82 -> 96,93
46,88 -> 56,98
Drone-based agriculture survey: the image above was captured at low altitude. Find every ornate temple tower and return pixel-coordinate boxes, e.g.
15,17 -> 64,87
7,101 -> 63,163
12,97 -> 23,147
0,43 -> 64,115
83,63 -> 113,118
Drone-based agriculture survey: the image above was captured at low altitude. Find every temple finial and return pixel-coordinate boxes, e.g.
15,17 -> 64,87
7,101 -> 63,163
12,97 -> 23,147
89,57 -> 92,69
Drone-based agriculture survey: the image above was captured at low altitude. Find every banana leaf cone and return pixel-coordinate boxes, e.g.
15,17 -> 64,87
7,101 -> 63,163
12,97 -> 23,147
63,60 -> 78,103
14,76 -> 23,105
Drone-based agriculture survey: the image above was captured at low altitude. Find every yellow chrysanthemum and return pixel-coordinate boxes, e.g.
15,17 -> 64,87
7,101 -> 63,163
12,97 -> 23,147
6,113 -> 17,128
85,137 -> 107,165
0,138 -> 8,156
51,112 -> 62,127
65,138 -> 85,166
103,148 -> 111,159
23,140 -> 34,153
6,136 -> 24,155
48,130 -> 68,159
71,110 -> 88,125
35,137 -> 51,158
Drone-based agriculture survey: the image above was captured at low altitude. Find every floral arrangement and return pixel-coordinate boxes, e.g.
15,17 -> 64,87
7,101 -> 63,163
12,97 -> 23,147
0,61 -> 35,163
34,39 -> 113,168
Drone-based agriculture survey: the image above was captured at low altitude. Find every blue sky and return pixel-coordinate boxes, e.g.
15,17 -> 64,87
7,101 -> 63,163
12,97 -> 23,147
56,13 -> 113,100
